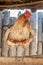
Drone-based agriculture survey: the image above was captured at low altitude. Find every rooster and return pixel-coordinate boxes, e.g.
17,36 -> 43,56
4,10 -> 35,56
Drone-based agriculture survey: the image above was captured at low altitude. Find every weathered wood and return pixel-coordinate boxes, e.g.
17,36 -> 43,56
37,12 -> 42,55
0,48 -> 1,56
17,45 -> 24,57
8,45 -> 16,57
38,12 -> 42,42
37,42 -> 42,55
0,1 -> 43,8
0,57 -> 43,65
10,17 -> 16,26
30,40 -> 37,55
30,13 -> 37,55
25,45 -> 30,56
0,11 -> 2,56
2,42 -> 9,57
3,11 -> 10,26
0,0 -> 23,2
42,33 -> 43,42
2,11 -> 10,57
0,11 -> 2,48
0,28 -> 2,48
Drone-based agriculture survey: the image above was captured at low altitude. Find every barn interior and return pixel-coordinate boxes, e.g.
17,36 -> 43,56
0,0 -> 43,65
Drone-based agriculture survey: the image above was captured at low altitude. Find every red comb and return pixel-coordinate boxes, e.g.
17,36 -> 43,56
24,10 -> 31,19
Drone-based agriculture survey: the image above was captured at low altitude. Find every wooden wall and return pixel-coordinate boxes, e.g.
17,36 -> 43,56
0,10 -> 43,57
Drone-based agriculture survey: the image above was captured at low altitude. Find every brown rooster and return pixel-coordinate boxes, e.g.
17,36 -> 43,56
4,10 -> 35,56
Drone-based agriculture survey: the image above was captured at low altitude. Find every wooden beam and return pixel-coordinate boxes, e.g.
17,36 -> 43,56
0,0 -> 23,2
0,3 -> 42,11
0,1 -> 43,8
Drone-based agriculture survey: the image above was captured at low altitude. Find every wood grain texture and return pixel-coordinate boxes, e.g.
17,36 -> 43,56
0,1 -> 43,7
0,57 -> 43,65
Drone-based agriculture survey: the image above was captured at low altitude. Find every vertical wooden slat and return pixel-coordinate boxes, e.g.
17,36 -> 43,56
0,48 -> 1,56
38,42 -> 42,55
30,39 -> 37,55
0,28 -> 2,48
0,11 -> 2,48
37,12 -> 42,55
2,43 -> 9,57
0,28 -> 2,56
8,17 -> 17,57
42,33 -> 43,54
8,45 -> 16,57
25,45 -> 30,56
17,45 -> 24,57
38,12 -> 42,42
3,11 -> 10,26
0,11 -> 2,56
30,12 -> 37,55
2,11 -> 10,57
10,17 -> 16,26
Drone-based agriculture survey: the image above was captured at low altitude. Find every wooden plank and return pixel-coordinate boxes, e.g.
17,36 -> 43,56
10,17 -> 16,26
42,33 -> 43,42
25,45 -> 30,56
0,0 -> 23,2
0,57 -> 43,65
30,13 -> 37,55
37,12 -> 42,55
0,1 -> 43,8
8,45 -> 16,57
2,42 -> 9,57
30,40 -> 37,55
2,11 -> 10,57
37,42 -> 42,55
0,11 -> 2,48
0,48 -> 1,56
0,28 -> 2,48
17,45 -> 24,57
3,11 -> 10,26
38,12 -> 42,42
